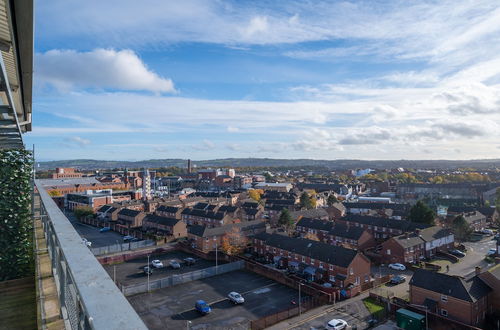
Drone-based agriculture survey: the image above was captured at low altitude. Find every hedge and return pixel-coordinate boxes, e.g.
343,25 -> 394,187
0,149 -> 34,281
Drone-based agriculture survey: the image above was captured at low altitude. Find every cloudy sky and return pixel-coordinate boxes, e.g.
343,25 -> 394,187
28,0 -> 500,161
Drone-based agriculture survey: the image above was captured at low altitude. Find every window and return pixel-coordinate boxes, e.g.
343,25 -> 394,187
329,275 -> 335,282
302,256 -> 305,262
386,249 -> 391,255
441,295 -> 448,302
350,268 -> 354,275
213,236 -> 216,241
441,309 -> 448,317
310,258 -> 315,264
273,248 -> 276,253
266,246 -> 269,251
319,262 -> 323,268
329,265 -> 333,271
365,275 -> 369,282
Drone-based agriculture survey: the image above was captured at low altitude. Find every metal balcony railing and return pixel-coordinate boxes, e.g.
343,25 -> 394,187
34,180 -> 147,330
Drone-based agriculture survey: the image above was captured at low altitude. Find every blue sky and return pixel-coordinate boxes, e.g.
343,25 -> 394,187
27,0 -> 500,161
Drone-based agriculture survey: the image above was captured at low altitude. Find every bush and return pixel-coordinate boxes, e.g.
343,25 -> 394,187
0,149 -> 34,281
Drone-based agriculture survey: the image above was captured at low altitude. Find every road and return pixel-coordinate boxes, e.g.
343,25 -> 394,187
448,236 -> 497,277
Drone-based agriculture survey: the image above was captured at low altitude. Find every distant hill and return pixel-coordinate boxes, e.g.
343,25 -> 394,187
36,158 -> 500,171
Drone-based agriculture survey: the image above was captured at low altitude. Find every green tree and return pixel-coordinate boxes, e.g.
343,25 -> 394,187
278,208 -> 294,230
452,215 -> 472,242
327,194 -> 338,206
409,200 -> 435,225
496,188 -> 500,211
300,191 -> 314,210
74,206 -> 94,220
263,172 -> 273,182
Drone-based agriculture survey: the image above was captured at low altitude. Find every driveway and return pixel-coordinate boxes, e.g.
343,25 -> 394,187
448,237 -> 497,277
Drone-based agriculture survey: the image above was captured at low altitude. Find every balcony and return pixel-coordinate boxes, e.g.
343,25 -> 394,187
34,180 -> 147,329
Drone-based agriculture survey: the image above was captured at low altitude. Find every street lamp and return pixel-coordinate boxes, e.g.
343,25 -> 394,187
298,283 -> 304,315
186,320 -> 192,330
147,254 -> 150,292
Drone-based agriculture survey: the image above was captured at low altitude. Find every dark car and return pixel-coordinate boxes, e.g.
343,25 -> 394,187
390,275 -> 406,285
99,227 -> 111,233
195,300 -> 211,315
184,257 -> 196,265
449,249 -> 466,258
143,266 -> 153,275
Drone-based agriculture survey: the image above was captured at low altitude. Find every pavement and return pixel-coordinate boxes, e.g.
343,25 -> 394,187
128,269 -> 307,330
268,292 -> 370,330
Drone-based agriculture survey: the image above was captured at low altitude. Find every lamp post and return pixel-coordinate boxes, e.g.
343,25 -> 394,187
215,243 -> 218,274
186,320 -> 192,330
147,254 -> 150,292
298,283 -> 304,315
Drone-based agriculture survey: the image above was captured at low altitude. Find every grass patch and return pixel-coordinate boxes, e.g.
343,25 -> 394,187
363,297 -> 385,316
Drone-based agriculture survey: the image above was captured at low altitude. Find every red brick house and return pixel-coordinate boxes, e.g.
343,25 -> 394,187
142,214 -> 187,238
478,264 -> 500,312
188,220 -> 266,253
252,232 -> 371,289
117,209 -> 146,228
381,226 -> 454,264
295,217 -> 375,250
181,207 -> 234,227
409,269 -> 491,327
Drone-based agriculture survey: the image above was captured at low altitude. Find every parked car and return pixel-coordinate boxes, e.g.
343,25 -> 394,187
169,260 -> 181,269
487,248 -> 497,256
82,238 -> 92,247
449,249 -> 466,258
326,318 -> 348,330
143,266 -> 153,275
228,292 -> 244,304
184,257 -> 196,265
99,227 -> 111,233
151,260 -> 164,268
388,263 -> 406,271
195,300 -> 211,315
123,235 -> 134,241
482,229 -> 494,236
390,275 -> 406,285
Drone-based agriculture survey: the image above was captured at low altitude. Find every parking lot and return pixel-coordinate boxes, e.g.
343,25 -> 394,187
66,213 -> 125,248
128,269 -> 307,329
103,250 -> 222,285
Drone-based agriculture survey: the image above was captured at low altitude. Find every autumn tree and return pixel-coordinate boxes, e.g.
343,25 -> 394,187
452,215 -> 472,242
303,232 -> 320,241
48,190 -> 62,197
248,189 -> 264,202
220,227 -> 247,255
409,201 -> 435,225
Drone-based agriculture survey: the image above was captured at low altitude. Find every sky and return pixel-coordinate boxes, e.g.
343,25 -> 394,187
27,0 -> 500,161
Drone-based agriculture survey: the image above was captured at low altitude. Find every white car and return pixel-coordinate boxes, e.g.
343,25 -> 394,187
326,318 -> 348,330
169,260 -> 181,269
228,292 -> 245,304
151,260 -> 164,268
487,248 -> 497,256
82,238 -> 92,247
388,263 -> 406,271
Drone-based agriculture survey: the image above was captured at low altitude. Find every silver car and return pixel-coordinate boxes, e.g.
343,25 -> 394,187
228,292 -> 244,304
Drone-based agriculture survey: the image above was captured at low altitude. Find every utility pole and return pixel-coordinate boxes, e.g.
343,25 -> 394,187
298,283 -> 303,315
113,265 -> 116,284
215,244 -> 218,274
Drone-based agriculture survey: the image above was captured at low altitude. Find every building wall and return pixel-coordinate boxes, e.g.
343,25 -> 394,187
410,285 -> 488,326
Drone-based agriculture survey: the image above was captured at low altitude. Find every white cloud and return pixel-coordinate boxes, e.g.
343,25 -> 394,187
227,126 -> 240,132
36,49 -> 176,93
63,136 -> 91,148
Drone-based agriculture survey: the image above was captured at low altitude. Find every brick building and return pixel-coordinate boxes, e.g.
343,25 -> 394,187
409,269 -> 491,327
155,205 -> 183,219
142,214 -> 187,238
252,233 -> 371,289
117,209 -> 146,228
188,220 -> 266,253
52,167 -> 84,179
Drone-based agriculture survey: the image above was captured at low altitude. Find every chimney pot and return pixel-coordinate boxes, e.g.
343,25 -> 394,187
475,266 -> 481,275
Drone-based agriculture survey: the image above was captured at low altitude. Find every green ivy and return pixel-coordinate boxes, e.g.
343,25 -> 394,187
0,149 -> 34,281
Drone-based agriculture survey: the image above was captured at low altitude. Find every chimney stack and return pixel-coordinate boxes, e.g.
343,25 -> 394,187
475,266 -> 481,276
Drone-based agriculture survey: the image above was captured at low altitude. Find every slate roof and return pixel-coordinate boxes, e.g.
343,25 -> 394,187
182,208 -> 226,220
193,202 -> 209,210
156,205 -> 181,213
242,202 -> 259,209
418,226 -> 452,242
188,220 -> 265,237
117,208 -> 142,217
296,217 -> 334,231
342,214 -> 430,232
218,205 -> 238,213
410,269 -> 491,303
97,205 -> 112,213
392,233 -> 424,248
253,232 -> 359,268
265,199 -> 296,205
448,206 -> 496,218
291,208 -> 329,219
343,202 -> 409,212
243,208 -> 260,216
143,214 -> 181,227
462,211 -> 486,224
329,223 -> 366,240
297,183 -> 346,193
